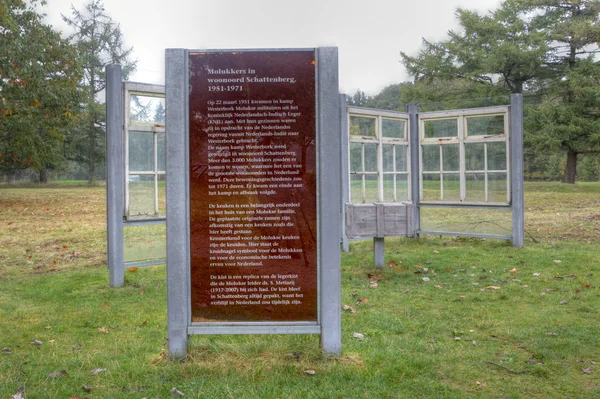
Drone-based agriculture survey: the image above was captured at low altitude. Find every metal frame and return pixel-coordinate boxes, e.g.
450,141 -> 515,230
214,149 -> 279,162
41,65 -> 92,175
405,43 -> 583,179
166,47 -> 341,358
106,67 -> 168,288
342,95 -> 524,249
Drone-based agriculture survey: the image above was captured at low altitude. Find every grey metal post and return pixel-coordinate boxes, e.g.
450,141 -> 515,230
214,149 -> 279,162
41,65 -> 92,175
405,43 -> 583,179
106,65 -> 124,288
340,94 -> 350,253
373,238 -> 385,267
407,104 -> 420,237
165,49 -> 190,358
317,47 -> 342,356
510,94 -> 524,248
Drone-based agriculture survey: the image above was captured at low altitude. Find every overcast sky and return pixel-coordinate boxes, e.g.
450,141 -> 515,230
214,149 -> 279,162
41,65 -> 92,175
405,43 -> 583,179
42,0 -> 502,95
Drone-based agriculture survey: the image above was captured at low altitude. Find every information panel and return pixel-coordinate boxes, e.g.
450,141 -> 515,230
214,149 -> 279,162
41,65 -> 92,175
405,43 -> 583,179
188,50 -> 317,322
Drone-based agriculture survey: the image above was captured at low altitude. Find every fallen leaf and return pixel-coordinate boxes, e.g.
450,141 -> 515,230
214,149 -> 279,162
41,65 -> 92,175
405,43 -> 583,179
30,340 -> 42,346
433,250 -> 440,254
582,284 -> 592,288
387,260 -> 397,267
69,395 -> 82,399
533,273 -> 541,277
353,332 -> 365,340
44,325 -> 51,329
12,386 -> 24,399
343,304 -> 356,313
82,385 -> 94,392
454,337 -> 461,341
422,277 -> 430,282
97,327 -> 109,334
583,368 -> 592,374
553,260 -> 562,264
103,302 -> 110,308
509,268 -> 517,273
90,368 -> 107,375
357,298 -> 369,305
72,344 -> 83,350
548,332 -> 558,336
140,290 -> 145,296
128,267 -> 138,272
304,369 -> 316,375
369,281 -> 378,289
472,340 -> 477,346
171,387 -> 184,396
459,295 -> 466,299
560,300 -> 568,305
285,351 -> 303,361
49,370 -> 68,378
434,285 -> 443,289
49,339 -> 55,344
486,286 -> 501,290
367,273 -> 382,280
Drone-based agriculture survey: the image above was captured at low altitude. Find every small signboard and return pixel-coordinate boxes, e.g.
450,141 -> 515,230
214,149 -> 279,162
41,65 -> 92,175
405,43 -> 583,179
165,48 -> 341,357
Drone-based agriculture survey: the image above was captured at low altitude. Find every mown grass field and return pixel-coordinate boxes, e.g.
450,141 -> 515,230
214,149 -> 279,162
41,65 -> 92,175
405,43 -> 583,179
0,181 -> 599,398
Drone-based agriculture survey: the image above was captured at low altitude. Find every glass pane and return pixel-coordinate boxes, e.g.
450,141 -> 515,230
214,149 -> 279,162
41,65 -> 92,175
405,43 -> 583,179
465,173 -> 486,202
422,174 -> 441,201
396,174 -> 409,201
364,143 -> 378,172
364,174 -> 379,203
383,174 -> 395,202
442,144 -> 460,171
443,173 -> 460,201
157,132 -> 166,172
488,173 -> 508,203
420,207 -> 511,236
465,143 -> 485,171
128,175 -> 156,216
395,145 -> 408,172
350,174 -> 363,204
467,115 -> 505,137
487,142 -> 507,171
422,145 -> 440,172
383,145 -> 394,172
423,118 -> 458,139
350,142 -> 363,173
124,224 -> 166,263
382,118 -> 405,139
129,131 -> 154,171
130,95 -> 166,124
350,115 -> 377,137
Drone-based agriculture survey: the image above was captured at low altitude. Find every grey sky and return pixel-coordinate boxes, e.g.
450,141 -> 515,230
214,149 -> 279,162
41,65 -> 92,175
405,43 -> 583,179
43,0 -> 502,95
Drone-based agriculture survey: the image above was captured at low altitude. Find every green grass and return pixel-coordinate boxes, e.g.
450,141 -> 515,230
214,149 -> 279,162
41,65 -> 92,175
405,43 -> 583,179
1,182 -> 599,397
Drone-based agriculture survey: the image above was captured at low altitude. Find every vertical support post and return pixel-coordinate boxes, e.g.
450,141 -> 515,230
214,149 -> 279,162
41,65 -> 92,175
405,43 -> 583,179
166,49 -> 190,358
407,104 -> 420,238
374,203 -> 385,268
106,65 -> 124,288
510,94 -> 524,248
317,47 -> 342,356
373,238 -> 385,267
340,94 -> 350,253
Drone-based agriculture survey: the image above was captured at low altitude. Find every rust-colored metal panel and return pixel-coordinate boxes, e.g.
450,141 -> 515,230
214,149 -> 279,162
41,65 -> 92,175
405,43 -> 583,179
189,50 -> 317,322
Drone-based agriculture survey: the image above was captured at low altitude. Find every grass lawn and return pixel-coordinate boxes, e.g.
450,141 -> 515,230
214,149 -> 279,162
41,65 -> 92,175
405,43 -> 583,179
0,182 -> 599,398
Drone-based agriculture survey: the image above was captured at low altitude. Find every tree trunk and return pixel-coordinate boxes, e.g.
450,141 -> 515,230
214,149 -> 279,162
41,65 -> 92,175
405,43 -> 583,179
88,149 -> 95,185
564,148 -> 577,184
39,168 -> 48,184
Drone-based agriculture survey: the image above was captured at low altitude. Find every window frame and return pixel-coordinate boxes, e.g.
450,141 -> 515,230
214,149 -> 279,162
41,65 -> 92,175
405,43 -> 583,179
419,107 -> 511,205
124,83 -> 166,219
347,107 -> 410,204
